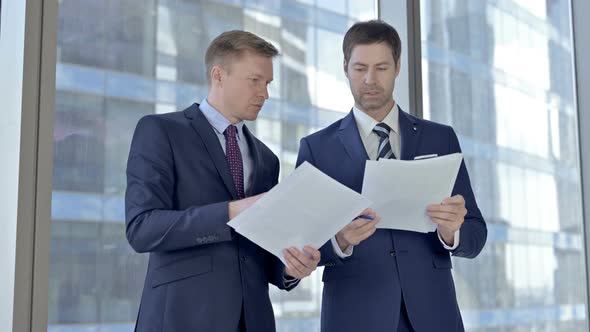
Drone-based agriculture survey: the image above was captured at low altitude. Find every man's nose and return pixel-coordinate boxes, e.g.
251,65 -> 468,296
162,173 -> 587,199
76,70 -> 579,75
260,85 -> 269,100
364,69 -> 376,85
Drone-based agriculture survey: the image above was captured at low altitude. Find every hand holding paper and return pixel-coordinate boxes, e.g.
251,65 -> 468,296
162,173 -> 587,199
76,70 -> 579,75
427,194 -> 467,245
228,162 -> 373,265
334,208 -> 380,252
228,193 -> 265,219
362,153 -> 463,233
283,246 -> 321,279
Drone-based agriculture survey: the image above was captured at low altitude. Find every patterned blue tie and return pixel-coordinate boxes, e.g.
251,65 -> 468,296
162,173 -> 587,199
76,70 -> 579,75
373,123 -> 396,160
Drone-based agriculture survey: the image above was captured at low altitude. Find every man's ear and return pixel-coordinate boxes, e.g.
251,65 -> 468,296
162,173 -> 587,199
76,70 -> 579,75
211,65 -> 223,86
394,59 -> 401,77
343,60 -> 349,78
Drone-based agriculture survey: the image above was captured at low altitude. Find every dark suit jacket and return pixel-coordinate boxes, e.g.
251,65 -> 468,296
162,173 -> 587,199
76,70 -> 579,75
296,108 -> 487,332
125,103 -> 293,331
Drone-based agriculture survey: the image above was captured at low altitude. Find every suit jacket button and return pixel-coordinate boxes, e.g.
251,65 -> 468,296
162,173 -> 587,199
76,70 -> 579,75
389,250 -> 396,256
241,256 -> 247,262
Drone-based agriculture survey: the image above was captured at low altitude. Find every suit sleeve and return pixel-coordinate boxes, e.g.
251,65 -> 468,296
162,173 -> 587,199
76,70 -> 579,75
125,116 -> 233,253
296,137 -> 346,267
446,127 -> 487,258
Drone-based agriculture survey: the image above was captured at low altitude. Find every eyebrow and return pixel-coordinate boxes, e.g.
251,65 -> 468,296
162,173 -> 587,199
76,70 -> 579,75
249,74 -> 273,83
351,62 -> 392,67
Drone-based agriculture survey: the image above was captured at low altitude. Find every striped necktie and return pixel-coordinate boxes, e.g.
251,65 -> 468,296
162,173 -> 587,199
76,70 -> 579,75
373,122 -> 396,160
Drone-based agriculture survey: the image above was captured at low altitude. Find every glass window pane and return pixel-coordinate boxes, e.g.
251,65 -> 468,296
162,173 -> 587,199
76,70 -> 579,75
49,1 -> 376,331
420,1 -> 587,330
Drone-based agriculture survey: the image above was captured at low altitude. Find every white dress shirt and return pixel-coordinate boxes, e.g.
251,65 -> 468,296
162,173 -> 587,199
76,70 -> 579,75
331,104 -> 460,258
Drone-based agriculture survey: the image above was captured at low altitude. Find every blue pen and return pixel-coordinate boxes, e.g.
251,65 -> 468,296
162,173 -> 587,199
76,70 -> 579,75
356,214 -> 375,220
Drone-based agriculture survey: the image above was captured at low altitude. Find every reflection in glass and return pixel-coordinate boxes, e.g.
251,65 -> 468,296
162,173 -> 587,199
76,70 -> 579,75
50,0 -> 376,331
421,1 -> 587,331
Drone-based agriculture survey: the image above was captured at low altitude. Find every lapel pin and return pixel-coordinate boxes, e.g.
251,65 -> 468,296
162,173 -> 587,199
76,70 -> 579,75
413,126 -> 417,131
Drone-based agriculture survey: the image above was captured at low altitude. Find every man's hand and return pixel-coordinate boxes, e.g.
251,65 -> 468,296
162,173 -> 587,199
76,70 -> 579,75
335,208 -> 380,252
283,246 -> 321,279
228,193 -> 265,220
427,195 -> 467,246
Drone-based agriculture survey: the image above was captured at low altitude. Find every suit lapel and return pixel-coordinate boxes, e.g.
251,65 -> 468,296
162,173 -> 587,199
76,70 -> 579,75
242,124 -> 263,196
398,106 -> 421,160
185,104 -> 239,200
338,110 -> 370,162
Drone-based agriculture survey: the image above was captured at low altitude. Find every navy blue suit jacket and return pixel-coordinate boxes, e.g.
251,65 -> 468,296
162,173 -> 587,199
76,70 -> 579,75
125,103 -> 293,331
296,109 -> 487,332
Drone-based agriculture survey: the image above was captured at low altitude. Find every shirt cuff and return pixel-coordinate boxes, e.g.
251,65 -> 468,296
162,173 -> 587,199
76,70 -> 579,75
331,236 -> 353,258
283,275 -> 300,288
438,229 -> 460,250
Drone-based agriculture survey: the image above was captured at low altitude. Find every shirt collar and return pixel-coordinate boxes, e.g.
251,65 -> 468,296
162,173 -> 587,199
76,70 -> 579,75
200,98 -> 245,138
352,102 -> 399,139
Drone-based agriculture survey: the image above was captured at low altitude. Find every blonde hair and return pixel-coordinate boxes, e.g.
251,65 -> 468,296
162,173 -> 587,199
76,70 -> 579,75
205,30 -> 279,85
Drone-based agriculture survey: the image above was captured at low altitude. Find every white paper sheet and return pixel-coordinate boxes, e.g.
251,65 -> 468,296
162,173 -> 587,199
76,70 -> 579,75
362,153 -> 463,233
228,161 -> 372,264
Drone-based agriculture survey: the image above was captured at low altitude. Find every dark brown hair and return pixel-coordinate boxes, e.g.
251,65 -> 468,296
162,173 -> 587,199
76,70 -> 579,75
343,20 -> 401,64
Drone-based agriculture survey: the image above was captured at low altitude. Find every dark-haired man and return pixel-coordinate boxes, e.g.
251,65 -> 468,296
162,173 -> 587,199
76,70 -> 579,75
297,20 -> 487,332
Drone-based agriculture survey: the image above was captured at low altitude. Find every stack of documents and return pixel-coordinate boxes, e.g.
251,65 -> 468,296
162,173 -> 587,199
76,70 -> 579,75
362,153 -> 463,233
228,162 -> 372,264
